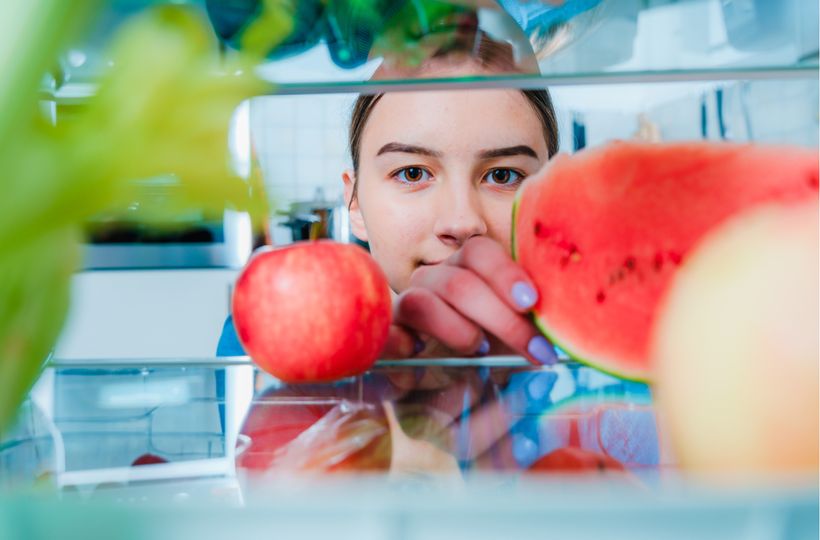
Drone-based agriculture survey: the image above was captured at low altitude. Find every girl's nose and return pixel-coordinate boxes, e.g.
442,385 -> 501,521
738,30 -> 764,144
433,183 -> 488,247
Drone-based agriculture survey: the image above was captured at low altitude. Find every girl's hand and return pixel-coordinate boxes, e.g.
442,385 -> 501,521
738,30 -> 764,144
380,237 -> 557,366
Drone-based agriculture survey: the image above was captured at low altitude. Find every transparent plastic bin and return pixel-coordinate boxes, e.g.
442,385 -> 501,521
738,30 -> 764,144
1,357 -> 672,490
1,360 -> 255,489
0,400 -> 63,490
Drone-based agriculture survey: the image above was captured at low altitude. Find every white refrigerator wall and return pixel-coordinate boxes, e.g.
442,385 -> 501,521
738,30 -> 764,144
55,269 -> 238,359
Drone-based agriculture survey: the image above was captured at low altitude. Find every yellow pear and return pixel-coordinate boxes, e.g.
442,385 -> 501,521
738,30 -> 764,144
652,200 -> 819,476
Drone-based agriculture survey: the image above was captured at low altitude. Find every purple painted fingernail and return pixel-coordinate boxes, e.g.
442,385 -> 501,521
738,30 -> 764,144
412,336 -> 426,356
476,338 -> 491,357
528,335 -> 557,365
512,281 -> 538,310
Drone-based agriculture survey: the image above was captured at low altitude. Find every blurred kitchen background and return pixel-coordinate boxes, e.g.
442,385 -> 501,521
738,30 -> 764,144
50,0 -> 818,361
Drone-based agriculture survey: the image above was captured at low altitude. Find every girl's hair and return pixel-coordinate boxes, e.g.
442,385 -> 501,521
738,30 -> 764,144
348,31 -> 559,202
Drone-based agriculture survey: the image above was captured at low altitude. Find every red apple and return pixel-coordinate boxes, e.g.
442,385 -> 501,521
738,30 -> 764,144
232,241 -> 392,383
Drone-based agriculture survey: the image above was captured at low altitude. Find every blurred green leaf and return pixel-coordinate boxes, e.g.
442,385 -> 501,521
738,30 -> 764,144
238,0 -> 297,56
0,3 -> 273,433
65,5 -> 268,219
0,228 -> 78,432
0,0 -> 99,143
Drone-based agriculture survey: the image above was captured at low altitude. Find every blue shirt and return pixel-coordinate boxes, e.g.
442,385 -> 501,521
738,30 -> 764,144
216,315 -> 246,356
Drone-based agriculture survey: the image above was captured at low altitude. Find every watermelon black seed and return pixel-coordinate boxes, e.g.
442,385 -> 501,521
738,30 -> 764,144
609,268 -> 626,285
624,256 -> 636,271
534,222 -> 551,238
596,290 -> 606,304
653,253 -> 664,272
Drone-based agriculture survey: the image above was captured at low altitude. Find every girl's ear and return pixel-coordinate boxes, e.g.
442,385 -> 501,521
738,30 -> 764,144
342,169 -> 368,242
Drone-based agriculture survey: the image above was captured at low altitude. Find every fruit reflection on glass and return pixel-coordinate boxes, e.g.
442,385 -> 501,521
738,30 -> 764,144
239,396 -> 391,472
528,447 -> 626,473
236,391 -> 458,476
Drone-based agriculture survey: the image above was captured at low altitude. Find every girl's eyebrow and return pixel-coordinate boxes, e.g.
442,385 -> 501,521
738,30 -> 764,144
376,142 -> 443,158
478,145 -> 539,159
375,143 -> 539,160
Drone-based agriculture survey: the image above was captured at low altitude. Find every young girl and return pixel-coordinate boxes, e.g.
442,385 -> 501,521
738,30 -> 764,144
218,31 -> 560,366
344,36 -> 559,366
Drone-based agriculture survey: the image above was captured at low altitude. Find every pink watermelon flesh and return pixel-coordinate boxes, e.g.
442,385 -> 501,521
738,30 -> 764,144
514,142 -> 818,381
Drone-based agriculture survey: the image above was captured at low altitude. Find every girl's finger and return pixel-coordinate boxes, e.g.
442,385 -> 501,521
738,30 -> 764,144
394,287 -> 487,356
379,324 -> 421,359
410,264 -> 556,366
446,236 -> 540,314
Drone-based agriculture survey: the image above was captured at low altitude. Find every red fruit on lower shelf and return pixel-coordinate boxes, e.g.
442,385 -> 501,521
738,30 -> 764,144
130,453 -> 168,467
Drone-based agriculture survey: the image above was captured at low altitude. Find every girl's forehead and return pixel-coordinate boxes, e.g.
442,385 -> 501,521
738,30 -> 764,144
361,89 -> 544,152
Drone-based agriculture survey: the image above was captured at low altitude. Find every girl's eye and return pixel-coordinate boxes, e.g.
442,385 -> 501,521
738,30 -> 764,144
394,166 -> 431,184
484,168 -> 524,186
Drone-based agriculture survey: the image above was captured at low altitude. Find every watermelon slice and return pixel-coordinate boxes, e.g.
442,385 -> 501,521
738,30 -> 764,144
513,142 -> 818,381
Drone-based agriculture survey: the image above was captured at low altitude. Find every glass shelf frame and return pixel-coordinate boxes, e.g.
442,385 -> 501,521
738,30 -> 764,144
42,64 -> 820,104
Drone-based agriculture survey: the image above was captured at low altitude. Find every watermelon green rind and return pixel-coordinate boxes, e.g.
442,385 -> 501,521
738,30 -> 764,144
531,314 -> 650,383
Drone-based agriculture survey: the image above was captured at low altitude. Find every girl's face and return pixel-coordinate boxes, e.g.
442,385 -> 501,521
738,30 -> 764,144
344,87 -> 549,293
